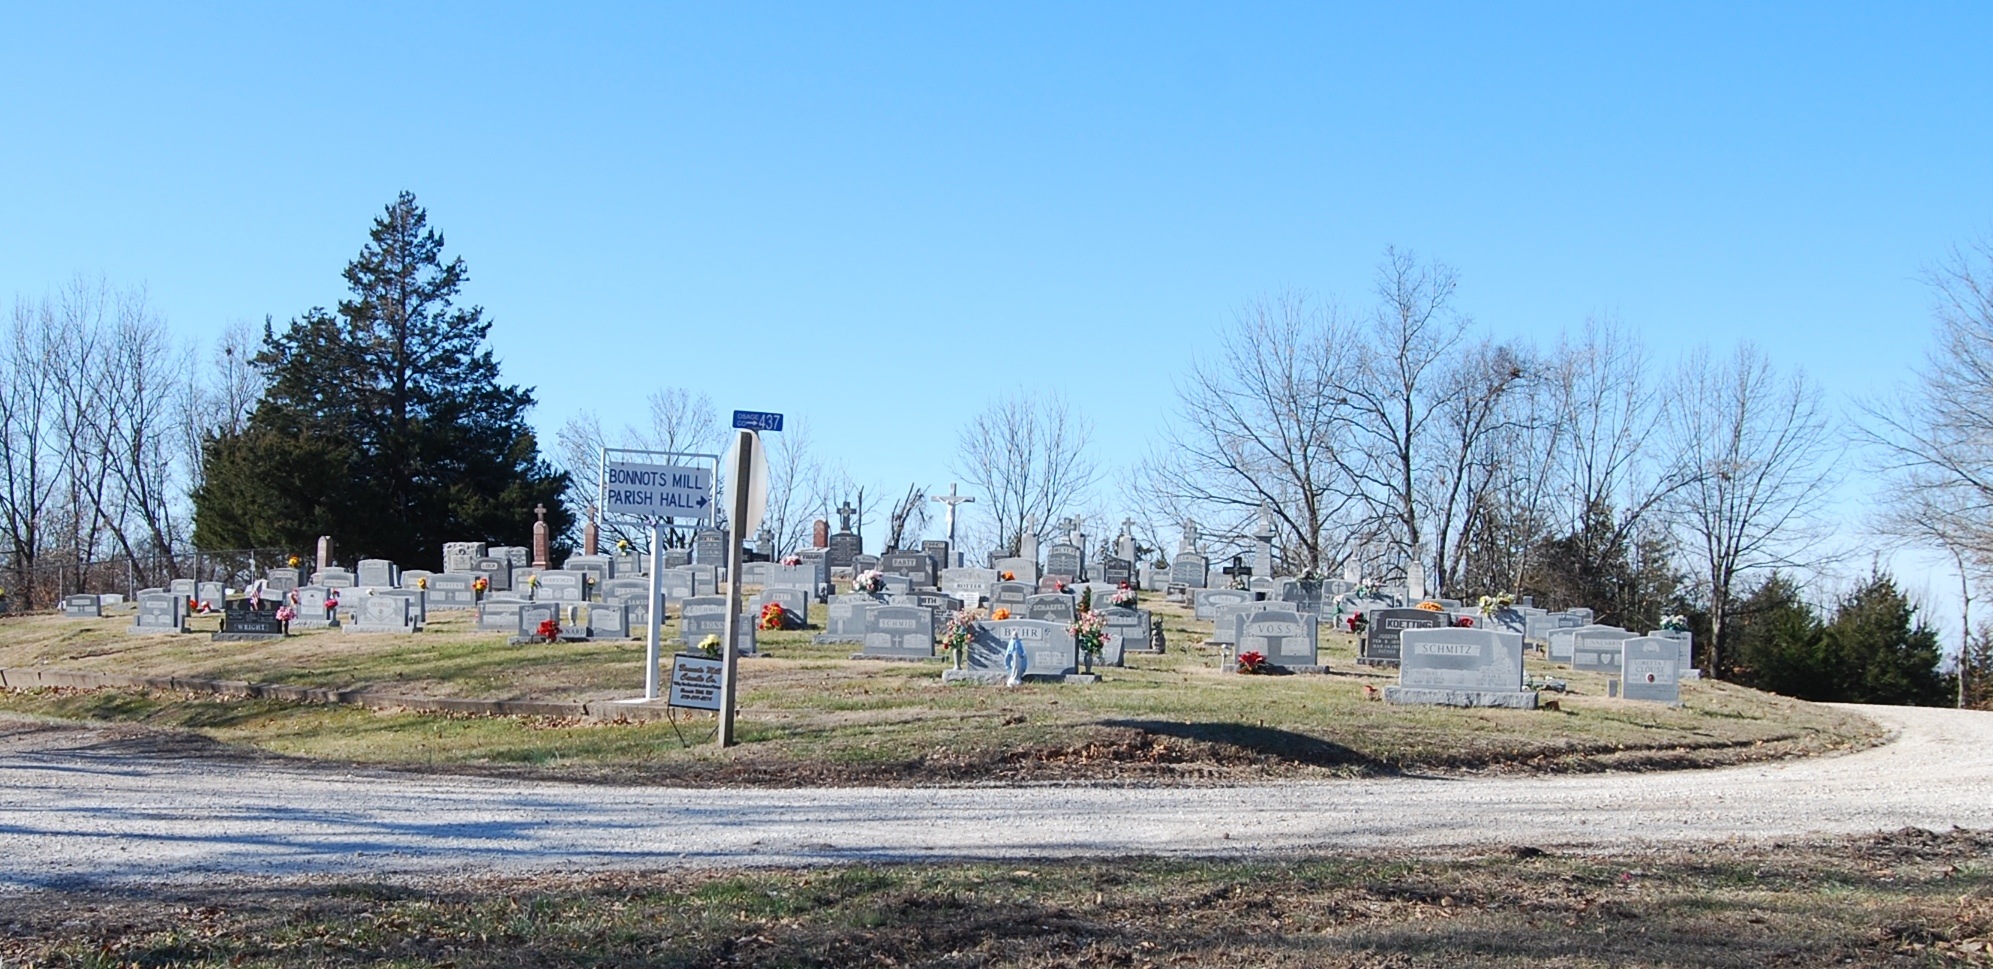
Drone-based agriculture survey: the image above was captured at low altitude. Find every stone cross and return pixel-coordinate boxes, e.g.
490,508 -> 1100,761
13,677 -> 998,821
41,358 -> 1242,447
1180,519 -> 1201,554
583,504 -> 599,556
532,503 -> 551,568
316,535 -> 335,572
836,500 -> 857,533
756,527 -> 775,555
930,482 -> 975,550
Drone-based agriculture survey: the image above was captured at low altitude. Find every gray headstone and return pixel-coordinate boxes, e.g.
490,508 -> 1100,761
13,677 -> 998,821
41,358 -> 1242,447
379,588 -> 427,627
168,578 -> 196,597
1279,578 -> 1325,615
443,542 -> 487,574
661,548 -> 691,569
827,532 -> 862,570
195,582 -> 226,612
478,597 -> 527,632
679,595 -> 757,654
128,592 -> 188,634
1194,588 -> 1253,621
1572,626 -> 1636,673
755,587 -> 810,627
473,557 -> 512,592
738,560 -> 772,587
921,540 -> 952,573
1044,543 -> 1083,581
600,576 -> 650,606
1387,628 -> 1534,708
862,604 -> 935,659
991,556 -> 1039,585
1621,636 -> 1683,704
657,568 -> 696,602
582,602 -> 632,640
970,618 -> 1075,678
880,550 -> 937,588
532,569 -> 588,603
1098,555 -> 1134,588
563,554 -> 612,590
516,601 -> 562,639
1171,554 -> 1209,589
1236,609 -> 1318,668
355,559 -> 399,589
823,593 -> 878,639
312,568 -> 356,589
1102,606 -> 1152,656
265,568 -> 301,593
345,593 -> 414,633
61,595 -> 102,619
425,572 -> 478,609
1209,601 -> 1259,646
989,581 -> 1032,611
693,528 -> 729,566
1023,593 -> 1076,624
939,567 -> 999,605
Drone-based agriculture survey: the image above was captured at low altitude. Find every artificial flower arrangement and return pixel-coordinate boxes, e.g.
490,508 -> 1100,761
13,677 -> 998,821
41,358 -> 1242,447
274,605 -> 297,623
526,573 -> 540,590
1000,571 -> 1016,582
472,575 -> 490,595
758,600 -> 789,631
536,618 -> 561,643
1346,611 -> 1368,633
1661,614 -> 1690,632
1415,600 -> 1445,612
852,569 -> 886,594
698,634 -> 723,658
1477,592 -> 1516,615
1237,650 -> 1269,675
415,576 -> 428,591
1452,615 -> 1476,628
990,607 -> 1012,621
941,607 -> 981,668
616,538 -> 632,553
286,555 -> 301,569
1109,586 -> 1138,608
781,554 -> 802,566
1070,610 -> 1108,662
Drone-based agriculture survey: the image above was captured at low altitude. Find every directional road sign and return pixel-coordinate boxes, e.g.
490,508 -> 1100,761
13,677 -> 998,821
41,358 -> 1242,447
732,410 -> 784,432
601,460 -> 714,521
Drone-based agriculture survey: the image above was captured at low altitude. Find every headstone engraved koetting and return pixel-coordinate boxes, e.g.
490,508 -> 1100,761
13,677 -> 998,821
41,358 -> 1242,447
1363,608 -> 1447,666
1385,628 -> 1536,709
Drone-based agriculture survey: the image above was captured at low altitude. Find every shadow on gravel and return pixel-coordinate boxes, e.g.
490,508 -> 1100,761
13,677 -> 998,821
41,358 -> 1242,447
1100,719 -> 1405,774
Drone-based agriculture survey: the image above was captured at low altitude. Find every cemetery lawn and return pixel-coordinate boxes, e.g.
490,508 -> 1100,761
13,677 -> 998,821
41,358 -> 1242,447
7,827 -> 1991,967
0,601 -> 1881,785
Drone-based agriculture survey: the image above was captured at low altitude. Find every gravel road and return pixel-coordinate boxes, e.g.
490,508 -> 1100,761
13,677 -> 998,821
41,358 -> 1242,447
3,703 -> 1988,890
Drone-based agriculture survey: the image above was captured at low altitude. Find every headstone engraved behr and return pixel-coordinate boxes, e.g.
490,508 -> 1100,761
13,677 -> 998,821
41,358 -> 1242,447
1363,608 -> 1447,666
861,604 -> 935,659
970,618 -> 1076,678
1386,628 -> 1536,708
1621,636 -> 1683,705
1236,609 -> 1318,669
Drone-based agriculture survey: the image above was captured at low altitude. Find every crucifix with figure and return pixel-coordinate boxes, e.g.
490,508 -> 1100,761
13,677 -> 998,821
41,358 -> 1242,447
930,483 -> 975,553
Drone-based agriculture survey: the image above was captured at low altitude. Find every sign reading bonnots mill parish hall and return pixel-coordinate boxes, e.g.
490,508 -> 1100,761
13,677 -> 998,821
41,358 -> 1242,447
601,461 -> 714,521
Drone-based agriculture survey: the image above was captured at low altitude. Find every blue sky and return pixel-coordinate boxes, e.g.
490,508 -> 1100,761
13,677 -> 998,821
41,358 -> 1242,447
4,3 -> 1991,578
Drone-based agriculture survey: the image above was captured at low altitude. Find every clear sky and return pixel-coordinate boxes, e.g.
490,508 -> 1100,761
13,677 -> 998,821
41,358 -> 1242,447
4,3 -> 1991,584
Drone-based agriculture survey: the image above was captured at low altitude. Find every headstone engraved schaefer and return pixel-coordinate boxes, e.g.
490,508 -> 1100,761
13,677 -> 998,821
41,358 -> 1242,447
128,592 -> 189,635
1620,636 -> 1683,705
1362,608 -> 1447,666
345,594 -> 415,634
1171,554 -> 1209,589
1570,626 -> 1636,673
1194,588 -> 1253,621
1236,609 -> 1319,670
1385,628 -> 1535,709
969,618 -> 1075,679
61,595 -> 102,619
1023,593 -> 1076,624
815,593 -> 877,643
679,595 -> 757,654
860,604 -> 935,659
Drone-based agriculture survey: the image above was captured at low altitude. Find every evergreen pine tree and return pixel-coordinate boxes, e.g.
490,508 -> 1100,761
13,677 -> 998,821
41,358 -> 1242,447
194,192 -> 569,564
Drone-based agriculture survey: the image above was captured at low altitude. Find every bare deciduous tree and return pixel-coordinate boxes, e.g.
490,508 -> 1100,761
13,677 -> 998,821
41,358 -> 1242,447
955,392 -> 1097,558
1666,343 -> 1838,678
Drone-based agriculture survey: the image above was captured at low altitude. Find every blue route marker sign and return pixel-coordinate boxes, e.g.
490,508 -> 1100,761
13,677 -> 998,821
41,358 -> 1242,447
732,410 -> 784,432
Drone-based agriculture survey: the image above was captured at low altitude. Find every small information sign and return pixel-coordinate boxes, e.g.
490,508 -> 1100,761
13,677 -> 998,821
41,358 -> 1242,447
667,652 -> 724,711
732,410 -> 784,432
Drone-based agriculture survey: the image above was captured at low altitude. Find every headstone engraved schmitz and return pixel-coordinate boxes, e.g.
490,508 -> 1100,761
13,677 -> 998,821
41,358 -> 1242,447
1363,608 -> 1447,666
1385,628 -> 1536,709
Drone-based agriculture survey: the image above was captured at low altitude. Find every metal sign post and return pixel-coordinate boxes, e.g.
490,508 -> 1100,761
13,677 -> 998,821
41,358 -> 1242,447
716,423 -> 772,748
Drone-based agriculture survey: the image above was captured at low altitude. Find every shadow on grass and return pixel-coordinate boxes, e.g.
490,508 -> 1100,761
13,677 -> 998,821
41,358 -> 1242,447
1100,719 -> 1402,774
